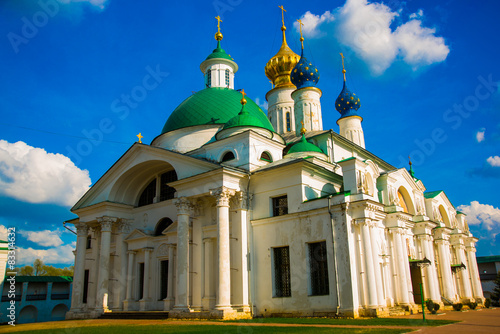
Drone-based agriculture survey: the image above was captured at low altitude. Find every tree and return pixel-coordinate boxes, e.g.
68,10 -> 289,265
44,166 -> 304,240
17,265 -> 34,276
492,271 -> 500,306
33,259 -> 47,276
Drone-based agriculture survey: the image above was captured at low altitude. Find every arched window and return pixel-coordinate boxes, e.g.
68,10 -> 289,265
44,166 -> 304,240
154,218 -> 173,236
286,112 -> 291,132
138,179 -> 156,207
221,151 -> 235,162
206,70 -> 212,87
260,151 -> 272,162
225,69 -> 230,87
397,190 -> 408,213
159,170 -> 177,201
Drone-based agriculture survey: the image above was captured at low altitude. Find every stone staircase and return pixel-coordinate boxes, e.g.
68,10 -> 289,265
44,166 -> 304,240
99,311 -> 169,320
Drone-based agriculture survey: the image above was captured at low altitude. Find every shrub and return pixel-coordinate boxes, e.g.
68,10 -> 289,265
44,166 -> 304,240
425,300 -> 440,314
453,303 -> 463,311
484,298 -> 491,308
468,301 -> 477,310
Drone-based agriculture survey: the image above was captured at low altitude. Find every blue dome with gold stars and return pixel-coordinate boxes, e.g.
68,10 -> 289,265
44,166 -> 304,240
290,48 -> 320,89
335,81 -> 361,118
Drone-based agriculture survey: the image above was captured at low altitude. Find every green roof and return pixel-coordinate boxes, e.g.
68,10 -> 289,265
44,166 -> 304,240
424,190 -> 443,199
222,104 -> 273,132
288,134 -> 324,154
205,40 -> 233,60
11,276 -> 73,283
0,240 -> 7,244
476,255 -> 500,263
161,87 -> 274,134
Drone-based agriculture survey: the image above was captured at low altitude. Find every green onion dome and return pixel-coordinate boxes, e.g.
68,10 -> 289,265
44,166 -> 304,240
288,133 -> 324,154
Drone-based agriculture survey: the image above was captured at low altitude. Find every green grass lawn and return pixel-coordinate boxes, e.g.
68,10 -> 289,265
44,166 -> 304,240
21,325 -> 410,334
223,317 -> 458,327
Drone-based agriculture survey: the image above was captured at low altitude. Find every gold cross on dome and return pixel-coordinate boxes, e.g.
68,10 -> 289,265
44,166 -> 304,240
297,19 -> 304,49
340,53 -> 346,82
240,89 -> 246,99
136,133 -> 143,143
215,16 -> 222,32
278,5 -> 286,26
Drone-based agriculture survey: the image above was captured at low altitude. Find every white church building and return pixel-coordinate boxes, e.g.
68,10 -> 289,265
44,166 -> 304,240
66,15 -> 484,319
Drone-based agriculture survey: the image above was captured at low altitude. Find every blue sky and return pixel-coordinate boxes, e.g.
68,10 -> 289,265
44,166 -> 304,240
0,0 -> 499,267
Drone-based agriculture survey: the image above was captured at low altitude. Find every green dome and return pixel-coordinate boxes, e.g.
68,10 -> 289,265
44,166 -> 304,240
288,134 -> 323,154
161,87 -> 274,134
206,40 -> 233,61
222,104 -> 273,132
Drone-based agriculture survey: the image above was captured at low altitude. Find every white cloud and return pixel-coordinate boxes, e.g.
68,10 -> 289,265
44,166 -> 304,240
294,11 -> 335,38
487,156 -> 500,167
298,0 -> 449,74
20,229 -> 63,247
0,140 -> 91,207
458,201 -> 500,231
409,9 -> 424,19
254,97 -> 268,111
57,0 -> 109,10
17,244 -> 75,266
476,128 -> 486,142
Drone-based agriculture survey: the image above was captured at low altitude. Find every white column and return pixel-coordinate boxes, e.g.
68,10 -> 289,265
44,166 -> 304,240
210,186 -> 235,310
436,239 -> 455,301
70,223 -> 88,312
392,228 -> 410,305
423,236 -> 441,302
235,191 -> 250,310
203,238 -> 215,310
89,226 -> 101,307
466,246 -> 483,301
191,216 -> 202,310
369,223 -> 384,307
455,245 -> 473,301
142,248 -> 153,301
125,251 -> 136,302
113,220 -> 131,310
174,197 -> 191,311
95,217 -> 116,313
358,219 -> 378,308
164,245 -> 175,309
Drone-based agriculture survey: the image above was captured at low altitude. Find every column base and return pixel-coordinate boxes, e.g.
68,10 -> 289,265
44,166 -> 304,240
210,308 -> 252,320
139,299 -> 150,311
172,305 -> 191,312
202,297 -> 216,310
123,299 -> 135,311
163,297 -> 174,311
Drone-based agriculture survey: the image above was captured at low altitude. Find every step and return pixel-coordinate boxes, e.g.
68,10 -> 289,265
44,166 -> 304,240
99,311 -> 169,320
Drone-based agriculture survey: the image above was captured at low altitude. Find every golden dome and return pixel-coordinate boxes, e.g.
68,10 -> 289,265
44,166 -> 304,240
265,25 -> 300,89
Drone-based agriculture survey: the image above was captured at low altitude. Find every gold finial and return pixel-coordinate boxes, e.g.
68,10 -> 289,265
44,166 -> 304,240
408,155 -> 412,167
340,53 -> 346,82
297,19 -> 304,49
136,133 -> 143,143
300,121 -> 306,135
240,89 -> 247,105
215,16 -> 223,41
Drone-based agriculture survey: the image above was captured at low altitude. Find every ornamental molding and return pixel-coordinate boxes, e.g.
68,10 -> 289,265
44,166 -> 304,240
118,219 -> 133,234
232,191 -> 251,210
209,186 -> 236,207
157,243 -> 169,257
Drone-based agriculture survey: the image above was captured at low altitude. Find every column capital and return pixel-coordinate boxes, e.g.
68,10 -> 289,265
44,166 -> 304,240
127,250 -> 137,255
118,219 -> 133,234
97,216 -> 117,232
75,223 -> 89,236
353,218 -> 374,228
143,247 -> 154,253
175,197 -> 193,215
233,191 -> 251,210
210,186 -> 235,207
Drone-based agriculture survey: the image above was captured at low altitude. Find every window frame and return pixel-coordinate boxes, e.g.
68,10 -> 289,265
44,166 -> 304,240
272,195 -> 288,217
272,246 -> 291,298
308,241 -> 330,296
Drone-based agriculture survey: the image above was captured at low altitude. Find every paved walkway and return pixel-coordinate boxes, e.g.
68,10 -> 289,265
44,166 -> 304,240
1,308 -> 498,333
395,307 -> 500,333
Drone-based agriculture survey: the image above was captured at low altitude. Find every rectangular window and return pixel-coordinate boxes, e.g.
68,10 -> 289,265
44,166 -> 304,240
207,70 -> 212,87
160,260 -> 169,300
138,262 -> 145,300
273,246 -> 291,297
272,195 -> 288,216
286,112 -> 291,132
83,270 -> 89,304
225,69 -> 230,86
309,241 -> 329,296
